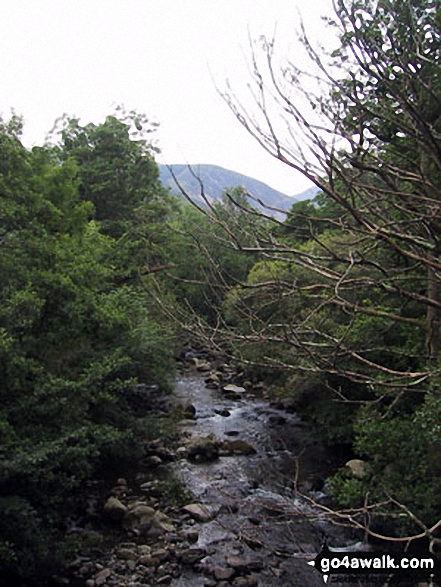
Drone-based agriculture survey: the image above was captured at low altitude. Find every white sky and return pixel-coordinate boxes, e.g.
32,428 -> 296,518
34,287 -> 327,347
0,1 -> 335,196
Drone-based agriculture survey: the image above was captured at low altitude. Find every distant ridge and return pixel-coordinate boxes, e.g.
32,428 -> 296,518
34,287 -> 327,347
158,164 -> 318,216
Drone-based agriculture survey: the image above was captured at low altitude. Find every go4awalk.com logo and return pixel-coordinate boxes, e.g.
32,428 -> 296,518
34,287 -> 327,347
307,544 -> 439,584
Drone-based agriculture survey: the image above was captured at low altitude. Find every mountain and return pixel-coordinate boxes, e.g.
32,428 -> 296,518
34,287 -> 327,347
158,164 -> 317,216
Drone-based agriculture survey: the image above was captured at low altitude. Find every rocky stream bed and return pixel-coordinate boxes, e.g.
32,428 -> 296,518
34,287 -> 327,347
68,346 -> 380,587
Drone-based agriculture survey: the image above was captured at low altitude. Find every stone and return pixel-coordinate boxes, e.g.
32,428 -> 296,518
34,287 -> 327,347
150,511 -> 175,534
183,502 -> 216,522
226,555 -> 249,571
187,530 -> 199,543
151,548 -> 170,562
223,384 -> 246,394
145,455 -> 163,467
103,497 -> 127,521
205,373 -> 220,383
205,373 -> 221,388
214,408 -> 231,417
196,361 -> 212,372
138,555 -> 158,567
180,402 -> 197,419
213,566 -> 235,580
187,436 -> 220,462
234,578 -> 258,586
220,440 -> 257,455
345,459 -> 368,478
178,547 -> 207,565
124,502 -> 156,531
94,568 -> 111,586
116,548 -> 138,560
139,481 -> 162,495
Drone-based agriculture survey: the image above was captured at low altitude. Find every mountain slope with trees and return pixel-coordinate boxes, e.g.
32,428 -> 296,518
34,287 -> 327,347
158,163 -> 316,216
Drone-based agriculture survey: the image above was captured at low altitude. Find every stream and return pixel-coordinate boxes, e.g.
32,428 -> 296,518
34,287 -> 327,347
171,370 -> 359,587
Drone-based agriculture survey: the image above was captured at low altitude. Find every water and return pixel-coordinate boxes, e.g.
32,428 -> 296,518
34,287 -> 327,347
171,372 -> 360,586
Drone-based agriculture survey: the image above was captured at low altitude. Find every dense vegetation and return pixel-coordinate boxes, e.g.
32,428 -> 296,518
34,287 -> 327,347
161,0 -> 441,544
0,111 -> 177,584
2,0 -> 441,582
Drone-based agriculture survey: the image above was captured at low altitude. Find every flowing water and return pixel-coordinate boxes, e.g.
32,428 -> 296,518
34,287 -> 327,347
171,372 -> 360,586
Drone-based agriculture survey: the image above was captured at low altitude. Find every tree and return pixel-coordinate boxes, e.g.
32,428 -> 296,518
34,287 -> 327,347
162,0 -> 441,539
54,108 -> 169,239
0,112 -> 176,583
218,0 -> 441,389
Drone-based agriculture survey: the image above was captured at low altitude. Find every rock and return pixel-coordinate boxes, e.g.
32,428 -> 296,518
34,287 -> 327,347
145,455 -> 163,467
214,408 -> 231,417
224,430 -> 239,436
205,373 -> 220,383
268,414 -> 287,426
213,566 -> 235,580
94,568 -> 111,586
180,402 -> 197,419
220,440 -> 257,456
185,529 -> 199,543
234,578 -> 258,586
178,547 -> 207,565
138,554 -> 162,567
103,497 -> 127,521
150,510 -> 175,534
345,459 -> 368,478
116,548 -> 138,560
139,481 -> 162,496
190,358 -> 212,371
183,503 -> 216,522
205,373 -> 221,389
226,555 -> 249,571
124,502 -> 156,531
198,361 -> 212,372
151,548 -> 169,562
187,436 -> 220,462
222,384 -> 246,394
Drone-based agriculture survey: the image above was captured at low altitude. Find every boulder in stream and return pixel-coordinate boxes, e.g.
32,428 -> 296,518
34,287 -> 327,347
220,440 -> 257,456
187,435 -> 221,462
222,384 -> 246,394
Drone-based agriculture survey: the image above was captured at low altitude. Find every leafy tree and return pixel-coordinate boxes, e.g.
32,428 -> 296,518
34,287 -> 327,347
162,186 -> 262,324
0,112 -> 175,583
172,0 -> 441,537
53,108 -> 169,238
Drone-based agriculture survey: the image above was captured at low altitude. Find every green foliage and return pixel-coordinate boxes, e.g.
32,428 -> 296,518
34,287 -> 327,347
0,111 -> 176,583
165,189 -> 261,322
330,381 -> 441,532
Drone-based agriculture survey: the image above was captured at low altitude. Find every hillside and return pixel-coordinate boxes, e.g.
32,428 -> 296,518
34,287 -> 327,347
158,164 -> 317,216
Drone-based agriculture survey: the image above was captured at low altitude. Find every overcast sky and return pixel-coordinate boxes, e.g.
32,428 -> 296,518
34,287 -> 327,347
0,1 -> 334,196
